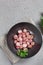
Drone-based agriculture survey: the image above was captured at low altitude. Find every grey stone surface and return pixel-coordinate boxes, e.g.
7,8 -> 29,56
0,0 -> 43,65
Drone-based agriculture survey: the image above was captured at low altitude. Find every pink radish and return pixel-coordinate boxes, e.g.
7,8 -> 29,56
23,37 -> 26,41
23,41 -> 26,44
20,45 -> 23,49
14,40 -> 17,44
31,42 -> 35,46
14,35 -> 18,39
18,34 -> 22,37
23,48 -> 28,51
19,37 -> 22,41
22,34 -> 26,38
16,42 -> 20,46
27,35 -> 31,39
13,28 -> 35,49
26,38 -> 28,42
28,45 -> 32,48
26,32 -> 29,36
18,30 -> 22,34
27,42 -> 30,45
30,35 -> 34,39
16,46 -> 20,49
23,44 -> 27,48
19,41 -> 22,44
28,39 -> 32,43
23,29 -> 27,33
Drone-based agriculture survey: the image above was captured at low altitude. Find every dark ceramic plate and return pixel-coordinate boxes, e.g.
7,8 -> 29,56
7,22 -> 42,58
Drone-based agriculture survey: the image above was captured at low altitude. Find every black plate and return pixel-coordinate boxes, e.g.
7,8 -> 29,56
7,22 -> 42,58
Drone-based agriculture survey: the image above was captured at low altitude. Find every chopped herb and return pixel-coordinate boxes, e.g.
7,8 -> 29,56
17,49 -> 28,58
40,16 -> 43,27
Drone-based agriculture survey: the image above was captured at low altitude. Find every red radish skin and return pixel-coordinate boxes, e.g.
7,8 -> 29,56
16,46 -> 20,49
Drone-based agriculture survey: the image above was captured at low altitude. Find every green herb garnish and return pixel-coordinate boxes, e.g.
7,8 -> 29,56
17,49 -> 28,58
40,16 -> 43,27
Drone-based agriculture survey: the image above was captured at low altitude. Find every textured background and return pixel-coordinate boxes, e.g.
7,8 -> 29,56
0,0 -> 43,65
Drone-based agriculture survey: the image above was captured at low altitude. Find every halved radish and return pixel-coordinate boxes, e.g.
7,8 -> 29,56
14,35 -> 18,39
23,41 -> 26,44
27,42 -> 30,45
27,35 -> 31,39
28,45 -> 32,48
20,45 -> 23,49
30,35 -> 34,39
17,38 -> 19,41
26,32 -> 29,36
18,34 -> 22,37
23,48 -> 28,51
19,41 -> 22,44
23,43 -> 27,48
19,37 -> 22,41
14,40 -> 17,44
16,42 -> 20,46
23,37 -> 26,41
18,30 -> 22,34
23,29 -> 27,33
31,42 -> 35,46
22,32 -> 26,36
26,38 -> 28,42
16,46 -> 20,49
22,34 -> 26,38
28,39 -> 32,43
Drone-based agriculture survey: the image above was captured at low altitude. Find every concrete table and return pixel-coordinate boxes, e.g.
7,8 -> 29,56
0,0 -> 43,65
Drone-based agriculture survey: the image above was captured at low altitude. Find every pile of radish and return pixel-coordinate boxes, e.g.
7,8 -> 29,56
13,29 -> 35,50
